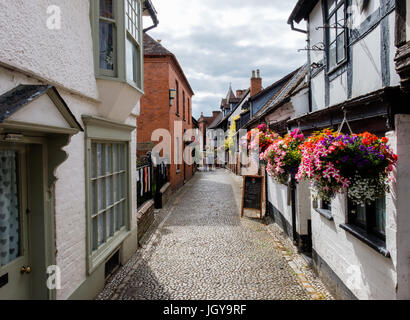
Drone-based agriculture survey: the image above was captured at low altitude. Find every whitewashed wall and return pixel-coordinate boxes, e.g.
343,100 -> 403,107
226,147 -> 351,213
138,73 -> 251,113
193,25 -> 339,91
311,193 -> 397,300
308,2 -> 399,110
387,114 -> 410,299
309,1 -> 326,111
0,0 -> 139,300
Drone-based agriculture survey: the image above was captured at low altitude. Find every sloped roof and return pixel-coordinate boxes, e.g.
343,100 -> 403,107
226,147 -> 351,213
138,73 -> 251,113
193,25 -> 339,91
143,33 -> 173,56
288,0 -> 319,24
143,33 -> 195,96
245,65 -> 308,127
0,85 -> 83,130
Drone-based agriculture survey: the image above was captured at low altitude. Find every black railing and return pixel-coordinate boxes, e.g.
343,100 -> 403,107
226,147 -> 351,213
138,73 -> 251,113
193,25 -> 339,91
137,155 -> 153,209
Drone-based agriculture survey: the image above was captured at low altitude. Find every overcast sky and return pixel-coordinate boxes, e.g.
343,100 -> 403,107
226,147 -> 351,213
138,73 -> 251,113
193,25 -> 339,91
145,0 -> 307,119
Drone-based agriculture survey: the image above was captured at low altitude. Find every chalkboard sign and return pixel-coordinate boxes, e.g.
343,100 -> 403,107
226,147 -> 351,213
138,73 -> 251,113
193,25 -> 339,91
241,175 -> 264,218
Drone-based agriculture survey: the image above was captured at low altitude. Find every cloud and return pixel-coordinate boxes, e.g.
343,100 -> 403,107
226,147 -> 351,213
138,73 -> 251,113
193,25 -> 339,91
146,0 -> 307,118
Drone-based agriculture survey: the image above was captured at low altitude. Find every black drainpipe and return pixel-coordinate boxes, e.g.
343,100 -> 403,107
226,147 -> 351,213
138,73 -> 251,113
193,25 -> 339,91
143,0 -> 159,33
290,176 -> 298,245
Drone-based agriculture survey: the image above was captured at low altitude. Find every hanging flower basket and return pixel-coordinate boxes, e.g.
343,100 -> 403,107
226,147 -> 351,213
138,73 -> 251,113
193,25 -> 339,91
296,129 -> 398,205
260,129 -> 304,185
243,124 -> 278,154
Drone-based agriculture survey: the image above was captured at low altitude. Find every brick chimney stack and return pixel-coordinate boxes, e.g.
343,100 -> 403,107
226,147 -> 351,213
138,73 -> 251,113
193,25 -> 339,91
250,69 -> 262,97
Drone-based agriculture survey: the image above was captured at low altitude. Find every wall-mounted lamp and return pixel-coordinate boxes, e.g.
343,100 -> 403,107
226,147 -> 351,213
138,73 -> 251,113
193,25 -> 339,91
169,89 -> 177,107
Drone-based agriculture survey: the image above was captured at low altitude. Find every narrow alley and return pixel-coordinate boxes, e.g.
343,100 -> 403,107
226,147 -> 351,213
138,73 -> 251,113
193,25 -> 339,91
97,169 -> 329,300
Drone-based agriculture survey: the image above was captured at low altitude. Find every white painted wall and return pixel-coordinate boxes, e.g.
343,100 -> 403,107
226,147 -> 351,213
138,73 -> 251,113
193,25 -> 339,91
387,115 -> 410,299
290,86 -> 309,117
311,193 -> 397,300
0,0 -> 140,300
329,72 -> 348,106
267,177 -> 311,237
0,0 -> 99,101
389,12 -> 401,87
311,71 -> 326,110
352,25 -> 383,98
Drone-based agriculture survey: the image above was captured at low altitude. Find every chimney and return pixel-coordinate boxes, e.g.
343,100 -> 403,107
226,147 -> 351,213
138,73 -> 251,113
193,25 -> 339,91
213,111 -> 221,119
250,70 -> 262,97
236,90 -> 244,98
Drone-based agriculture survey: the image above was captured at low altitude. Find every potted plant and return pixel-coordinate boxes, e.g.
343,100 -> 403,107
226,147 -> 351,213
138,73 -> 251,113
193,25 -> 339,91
260,129 -> 304,185
296,129 -> 398,206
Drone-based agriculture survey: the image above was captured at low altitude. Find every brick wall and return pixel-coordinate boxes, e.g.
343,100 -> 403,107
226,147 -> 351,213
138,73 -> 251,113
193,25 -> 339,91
139,55 -> 194,191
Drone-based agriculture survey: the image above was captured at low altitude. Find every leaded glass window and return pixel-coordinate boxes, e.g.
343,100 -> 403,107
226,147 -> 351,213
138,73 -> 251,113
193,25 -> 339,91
90,142 -> 128,251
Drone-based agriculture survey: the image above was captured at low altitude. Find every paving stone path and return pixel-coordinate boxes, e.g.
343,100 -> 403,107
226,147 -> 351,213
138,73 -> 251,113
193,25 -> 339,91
97,169 -> 327,300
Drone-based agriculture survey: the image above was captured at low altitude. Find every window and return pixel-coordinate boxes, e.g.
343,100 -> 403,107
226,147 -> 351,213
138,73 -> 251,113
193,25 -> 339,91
188,98 -> 191,124
183,91 -> 186,121
91,0 -> 143,90
348,195 -> 386,241
175,137 -> 180,172
176,81 -> 180,116
83,115 -> 135,273
99,0 -> 116,74
90,142 -> 128,252
125,0 -> 142,87
325,0 -> 347,71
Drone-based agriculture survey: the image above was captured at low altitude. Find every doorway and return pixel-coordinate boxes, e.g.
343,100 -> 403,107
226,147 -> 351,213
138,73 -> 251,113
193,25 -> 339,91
0,142 -> 51,300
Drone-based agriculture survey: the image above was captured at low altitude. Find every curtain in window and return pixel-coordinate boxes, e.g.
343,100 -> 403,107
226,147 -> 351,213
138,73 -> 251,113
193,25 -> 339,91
0,150 -> 20,267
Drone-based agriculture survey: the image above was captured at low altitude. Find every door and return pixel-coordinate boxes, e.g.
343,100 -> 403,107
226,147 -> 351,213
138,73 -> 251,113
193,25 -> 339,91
0,146 -> 31,299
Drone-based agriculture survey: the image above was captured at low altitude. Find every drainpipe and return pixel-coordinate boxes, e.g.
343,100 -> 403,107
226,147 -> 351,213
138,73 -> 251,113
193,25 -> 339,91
289,20 -> 307,34
143,0 -> 159,33
290,176 -> 298,245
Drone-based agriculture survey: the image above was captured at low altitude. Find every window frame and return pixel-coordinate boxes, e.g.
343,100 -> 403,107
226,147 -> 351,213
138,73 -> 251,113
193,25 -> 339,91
83,115 -> 135,274
183,90 -> 186,121
175,81 -> 180,116
91,0 -> 144,92
347,195 -> 387,242
324,0 -> 348,74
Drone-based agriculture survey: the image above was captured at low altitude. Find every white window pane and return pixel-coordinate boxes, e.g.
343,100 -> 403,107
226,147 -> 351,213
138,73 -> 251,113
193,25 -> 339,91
100,0 -> 114,19
126,38 -> 139,84
98,214 -> 104,246
106,176 -> 112,206
113,174 -> 119,202
98,179 -> 104,211
119,144 -> 125,170
106,144 -> 112,173
114,204 -> 119,231
113,144 -> 118,172
99,21 -> 115,71
106,209 -> 113,238
329,42 -> 336,68
97,144 -> 103,176
328,0 -> 336,14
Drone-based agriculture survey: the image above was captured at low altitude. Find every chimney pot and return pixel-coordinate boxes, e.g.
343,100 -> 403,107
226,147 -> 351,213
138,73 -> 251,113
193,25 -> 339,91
252,70 -> 256,78
257,69 -> 260,78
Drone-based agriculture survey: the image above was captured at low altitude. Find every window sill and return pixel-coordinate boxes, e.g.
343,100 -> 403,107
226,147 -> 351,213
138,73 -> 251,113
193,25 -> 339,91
88,228 -> 131,275
315,208 -> 333,221
340,224 -> 390,258
327,59 -> 348,77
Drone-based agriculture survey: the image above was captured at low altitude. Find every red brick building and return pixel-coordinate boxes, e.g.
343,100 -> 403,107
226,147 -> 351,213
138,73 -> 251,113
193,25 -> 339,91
138,34 -> 195,191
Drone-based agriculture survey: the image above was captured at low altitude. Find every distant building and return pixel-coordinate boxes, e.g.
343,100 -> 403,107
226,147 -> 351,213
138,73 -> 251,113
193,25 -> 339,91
138,33 -> 195,191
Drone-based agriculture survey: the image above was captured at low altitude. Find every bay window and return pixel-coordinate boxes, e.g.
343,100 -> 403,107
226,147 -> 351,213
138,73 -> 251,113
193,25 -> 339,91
91,0 -> 143,90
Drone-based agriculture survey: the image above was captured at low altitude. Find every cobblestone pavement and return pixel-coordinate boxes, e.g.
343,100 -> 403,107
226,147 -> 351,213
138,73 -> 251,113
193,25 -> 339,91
97,169 -> 331,300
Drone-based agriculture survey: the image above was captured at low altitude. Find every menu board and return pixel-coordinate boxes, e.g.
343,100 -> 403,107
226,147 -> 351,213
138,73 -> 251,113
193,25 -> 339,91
241,175 -> 263,218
